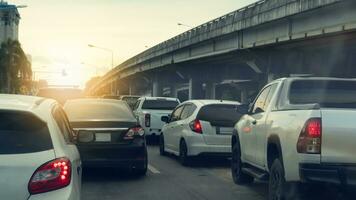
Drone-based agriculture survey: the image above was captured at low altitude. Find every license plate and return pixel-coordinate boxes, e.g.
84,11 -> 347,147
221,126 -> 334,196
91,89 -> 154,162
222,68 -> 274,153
217,127 -> 233,135
95,133 -> 111,142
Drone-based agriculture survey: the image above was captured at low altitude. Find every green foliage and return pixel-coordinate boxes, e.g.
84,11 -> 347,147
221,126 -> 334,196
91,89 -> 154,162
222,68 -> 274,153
0,39 -> 31,94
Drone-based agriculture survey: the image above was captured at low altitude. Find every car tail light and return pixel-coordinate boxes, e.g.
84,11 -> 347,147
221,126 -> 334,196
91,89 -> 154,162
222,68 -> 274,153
145,114 -> 151,127
124,126 -> 145,140
297,118 -> 322,154
189,119 -> 203,134
28,157 -> 71,194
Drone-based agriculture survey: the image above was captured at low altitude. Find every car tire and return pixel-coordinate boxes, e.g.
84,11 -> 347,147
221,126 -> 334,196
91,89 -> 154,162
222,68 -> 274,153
159,134 -> 167,156
268,158 -> 300,200
231,142 -> 254,185
179,140 -> 190,166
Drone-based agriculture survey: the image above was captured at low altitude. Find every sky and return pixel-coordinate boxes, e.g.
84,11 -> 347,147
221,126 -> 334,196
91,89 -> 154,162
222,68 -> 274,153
9,0 -> 256,88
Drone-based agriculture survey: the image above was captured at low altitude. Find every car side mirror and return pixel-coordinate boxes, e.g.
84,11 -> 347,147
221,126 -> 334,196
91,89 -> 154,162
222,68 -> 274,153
254,107 -> 264,114
161,116 -> 170,123
237,104 -> 249,114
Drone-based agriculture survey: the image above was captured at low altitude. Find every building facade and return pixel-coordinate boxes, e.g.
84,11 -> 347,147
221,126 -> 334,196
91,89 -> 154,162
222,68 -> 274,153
0,1 -> 19,43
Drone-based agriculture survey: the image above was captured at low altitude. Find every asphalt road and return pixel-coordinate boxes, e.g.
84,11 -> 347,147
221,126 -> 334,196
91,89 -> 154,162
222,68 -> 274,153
82,145 -> 352,200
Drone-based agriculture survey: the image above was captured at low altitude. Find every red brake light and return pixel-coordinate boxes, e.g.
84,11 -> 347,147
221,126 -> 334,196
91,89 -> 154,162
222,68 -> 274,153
297,118 -> 322,154
145,114 -> 151,127
124,126 -> 145,140
307,120 -> 321,138
28,157 -> 71,194
190,120 -> 203,134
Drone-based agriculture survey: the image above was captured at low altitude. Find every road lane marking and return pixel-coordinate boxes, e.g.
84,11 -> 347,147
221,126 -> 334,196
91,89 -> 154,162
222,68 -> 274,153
148,164 -> 160,174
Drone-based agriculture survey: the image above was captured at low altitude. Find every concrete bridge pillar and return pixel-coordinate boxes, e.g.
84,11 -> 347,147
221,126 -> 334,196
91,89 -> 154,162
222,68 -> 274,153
189,78 -> 204,100
204,82 -> 215,99
152,75 -> 162,97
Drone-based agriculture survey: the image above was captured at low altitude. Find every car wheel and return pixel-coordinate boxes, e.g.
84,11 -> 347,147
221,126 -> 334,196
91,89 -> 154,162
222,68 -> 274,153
179,140 -> 190,166
159,134 -> 166,156
269,158 -> 301,200
231,142 -> 254,185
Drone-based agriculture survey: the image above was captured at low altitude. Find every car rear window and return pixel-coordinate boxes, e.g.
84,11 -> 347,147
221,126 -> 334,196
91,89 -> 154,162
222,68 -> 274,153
197,104 -> 242,127
64,101 -> 136,122
0,111 -> 53,154
142,99 -> 179,110
289,80 -> 356,108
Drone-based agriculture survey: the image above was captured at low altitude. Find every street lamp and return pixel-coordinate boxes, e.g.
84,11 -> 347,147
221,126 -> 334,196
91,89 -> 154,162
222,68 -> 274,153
177,23 -> 193,28
88,44 -> 114,69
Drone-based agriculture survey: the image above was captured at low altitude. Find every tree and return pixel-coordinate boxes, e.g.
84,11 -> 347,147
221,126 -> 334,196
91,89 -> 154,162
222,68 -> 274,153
0,40 -> 31,94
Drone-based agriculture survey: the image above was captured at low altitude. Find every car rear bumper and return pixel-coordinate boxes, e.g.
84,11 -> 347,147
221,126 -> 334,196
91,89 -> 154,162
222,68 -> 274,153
143,127 -> 162,136
300,163 -> 356,186
28,183 -> 79,200
78,140 -> 147,169
189,144 -> 231,157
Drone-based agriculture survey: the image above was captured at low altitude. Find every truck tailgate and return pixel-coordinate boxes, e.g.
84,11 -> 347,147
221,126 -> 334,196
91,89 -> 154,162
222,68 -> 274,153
321,109 -> 356,163
145,110 -> 172,129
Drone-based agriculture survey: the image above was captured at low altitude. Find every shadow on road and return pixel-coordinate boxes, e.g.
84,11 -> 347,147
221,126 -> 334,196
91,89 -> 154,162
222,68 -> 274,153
188,156 -> 231,168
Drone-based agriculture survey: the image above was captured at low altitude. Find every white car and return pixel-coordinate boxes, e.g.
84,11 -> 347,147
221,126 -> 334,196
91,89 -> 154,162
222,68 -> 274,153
159,100 -> 243,165
232,77 -> 356,199
0,95 -> 81,200
133,97 -> 180,137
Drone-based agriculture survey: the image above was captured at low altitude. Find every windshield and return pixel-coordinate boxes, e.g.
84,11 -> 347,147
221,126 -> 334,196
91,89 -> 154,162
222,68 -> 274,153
290,80 -> 356,108
64,100 -> 135,122
142,100 -> 179,110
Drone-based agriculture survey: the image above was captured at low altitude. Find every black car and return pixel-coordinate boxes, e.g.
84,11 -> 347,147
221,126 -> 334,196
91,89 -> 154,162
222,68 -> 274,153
64,98 -> 147,176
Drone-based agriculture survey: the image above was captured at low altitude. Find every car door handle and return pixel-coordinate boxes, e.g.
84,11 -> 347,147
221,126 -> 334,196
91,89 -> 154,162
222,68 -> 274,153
252,120 -> 257,125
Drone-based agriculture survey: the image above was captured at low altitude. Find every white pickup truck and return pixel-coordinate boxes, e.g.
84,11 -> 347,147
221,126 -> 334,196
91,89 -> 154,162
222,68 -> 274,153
232,77 -> 356,199
133,97 -> 180,137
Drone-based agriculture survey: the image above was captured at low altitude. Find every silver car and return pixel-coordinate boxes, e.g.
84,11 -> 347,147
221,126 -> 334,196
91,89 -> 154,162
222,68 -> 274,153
0,95 -> 81,200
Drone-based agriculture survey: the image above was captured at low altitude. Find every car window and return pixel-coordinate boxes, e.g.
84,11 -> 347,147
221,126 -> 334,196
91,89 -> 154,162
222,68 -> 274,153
251,86 -> 271,114
197,104 -> 242,127
0,111 -> 53,154
142,99 -> 179,110
180,104 -> 197,120
53,107 -> 72,143
289,80 -> 356,108
170,105 -> 184,122
64,100 -> 136,122
133,100 -> 141,111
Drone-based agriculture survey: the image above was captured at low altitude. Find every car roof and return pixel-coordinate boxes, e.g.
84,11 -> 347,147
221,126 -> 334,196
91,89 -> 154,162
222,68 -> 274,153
0,94 -> 57,122
184,99 -> 240,106
65,98 -> 124,105
121,95 -> 141,98
140,96 -> 179,101
274,76 -> 356,83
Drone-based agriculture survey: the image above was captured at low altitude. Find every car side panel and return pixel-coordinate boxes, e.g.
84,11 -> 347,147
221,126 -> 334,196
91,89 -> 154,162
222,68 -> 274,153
268,110 -> 321,181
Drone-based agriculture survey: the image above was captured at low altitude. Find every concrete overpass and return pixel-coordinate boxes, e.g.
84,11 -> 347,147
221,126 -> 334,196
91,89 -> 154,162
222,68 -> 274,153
89,0 -> 356,103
